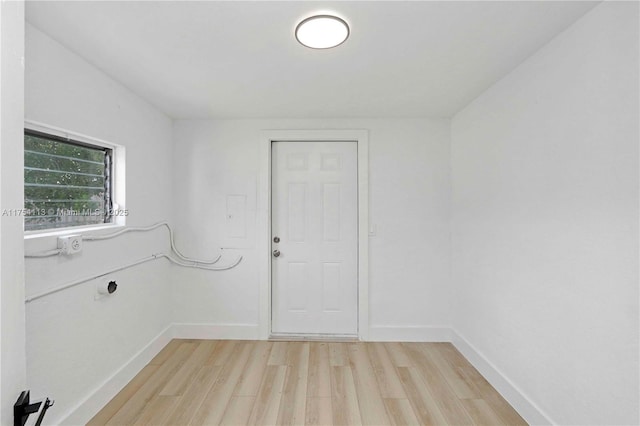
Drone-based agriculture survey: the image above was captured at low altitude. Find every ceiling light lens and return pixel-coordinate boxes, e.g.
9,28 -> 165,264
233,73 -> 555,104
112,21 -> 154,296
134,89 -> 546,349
296,15 -> 349,49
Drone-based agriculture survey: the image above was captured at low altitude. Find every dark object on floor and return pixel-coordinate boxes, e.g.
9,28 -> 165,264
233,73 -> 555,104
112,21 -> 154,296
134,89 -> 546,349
14,390 -> 54,426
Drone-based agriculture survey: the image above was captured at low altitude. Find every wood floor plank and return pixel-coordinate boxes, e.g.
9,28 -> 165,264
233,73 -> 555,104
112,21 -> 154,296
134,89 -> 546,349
384,398 -> 420,426
92,340 -> 526,426
163,365 -> 222,425
385,342 -> 413,367
191,342 -> 254,425
247,365 -> 288,425
402,343 -> 474,425
204,340 -> 235,366
160,340 -> 217,396
432,344 -> 494,400
148,339 -> 182,366
106,342 -> 198,425
277,342 -> 310,425
420,343 -> 478,399
461,398 -> 507,426
482,393 -> 528,425
436,344 -> 526,425
87,364 -> 160,425
234,340 -> 273,396
328,343 -> 348,366
348,343 -> 391,425
132,395 -> 180,426
458,366 -> 528,426
307,342 -> 332,397
397,367 -> 448,425
368,342 -> 407,399
431,343 -> 466,366
220,396 -> 256,426
305,397 -> 333,426
330,366 -> 362,426
268,341 -> 289,365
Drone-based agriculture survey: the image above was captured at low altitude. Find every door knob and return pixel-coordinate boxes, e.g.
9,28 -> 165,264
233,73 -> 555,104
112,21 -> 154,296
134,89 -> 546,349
273,236 -> 280,243
273,249 -> 281,258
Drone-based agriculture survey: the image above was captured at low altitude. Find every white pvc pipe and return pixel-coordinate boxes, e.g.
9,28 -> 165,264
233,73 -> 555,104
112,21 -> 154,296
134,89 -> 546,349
25,254 -> 160,303
24,252 -> 244,303
157,253 -> 243,271
25,248 -> 62,258
83,222 -> 222,265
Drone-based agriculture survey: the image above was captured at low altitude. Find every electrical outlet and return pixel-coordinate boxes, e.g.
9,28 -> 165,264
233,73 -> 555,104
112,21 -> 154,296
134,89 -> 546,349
57,235 -> 83,255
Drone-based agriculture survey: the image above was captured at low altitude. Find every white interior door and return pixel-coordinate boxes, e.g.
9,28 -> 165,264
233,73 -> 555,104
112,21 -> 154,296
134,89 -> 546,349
271,141 -> 358,336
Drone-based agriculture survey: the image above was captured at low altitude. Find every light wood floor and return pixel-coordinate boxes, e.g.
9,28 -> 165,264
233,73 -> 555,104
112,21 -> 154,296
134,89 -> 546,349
88,340 -> 527,425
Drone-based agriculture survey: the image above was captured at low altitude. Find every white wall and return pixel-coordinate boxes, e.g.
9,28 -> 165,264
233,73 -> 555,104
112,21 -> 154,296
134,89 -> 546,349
24,24 -> 174,424
172,118 -> 451,339
0,2 -> 27,425
451,2 -> 639,425
21,2 -> 638,424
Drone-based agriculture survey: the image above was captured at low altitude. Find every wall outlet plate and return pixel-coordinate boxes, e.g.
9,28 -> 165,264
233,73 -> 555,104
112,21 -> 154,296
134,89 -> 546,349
57,235 -> 83,255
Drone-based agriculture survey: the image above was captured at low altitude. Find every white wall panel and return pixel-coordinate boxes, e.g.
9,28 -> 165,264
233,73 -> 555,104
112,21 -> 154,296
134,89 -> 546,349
24,24 -> 174,424
171,118 -> 452,330
451,3 -> 639,424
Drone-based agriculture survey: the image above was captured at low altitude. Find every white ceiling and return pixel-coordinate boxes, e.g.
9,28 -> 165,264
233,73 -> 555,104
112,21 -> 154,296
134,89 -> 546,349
26,1 -> 598,119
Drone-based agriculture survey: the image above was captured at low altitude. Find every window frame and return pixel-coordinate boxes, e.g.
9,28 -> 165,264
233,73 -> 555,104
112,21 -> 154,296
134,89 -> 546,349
23,121 -> 126,237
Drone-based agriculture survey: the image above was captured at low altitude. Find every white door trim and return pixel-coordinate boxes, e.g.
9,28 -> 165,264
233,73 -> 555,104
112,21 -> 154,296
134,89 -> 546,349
258,130 -> 369,341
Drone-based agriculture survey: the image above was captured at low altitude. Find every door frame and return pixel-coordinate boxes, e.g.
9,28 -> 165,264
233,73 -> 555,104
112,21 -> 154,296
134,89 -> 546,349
258,130 -> 369,340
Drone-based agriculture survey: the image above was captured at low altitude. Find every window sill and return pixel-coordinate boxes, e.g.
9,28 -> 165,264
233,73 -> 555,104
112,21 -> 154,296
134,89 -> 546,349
24,222 -> 125,240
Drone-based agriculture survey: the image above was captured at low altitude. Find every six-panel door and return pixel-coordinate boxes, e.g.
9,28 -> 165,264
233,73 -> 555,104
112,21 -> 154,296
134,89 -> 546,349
271,141 -> 358,336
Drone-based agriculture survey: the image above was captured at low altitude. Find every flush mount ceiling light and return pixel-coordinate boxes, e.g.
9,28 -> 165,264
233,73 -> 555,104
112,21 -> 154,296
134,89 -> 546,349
295,15 -> 350,49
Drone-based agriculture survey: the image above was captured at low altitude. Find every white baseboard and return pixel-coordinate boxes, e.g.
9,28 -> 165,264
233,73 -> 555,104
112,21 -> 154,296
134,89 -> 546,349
451,329 -> 553,425
172,322 -> 260,340
59,324 -> 173,425
368,325 -> 451,342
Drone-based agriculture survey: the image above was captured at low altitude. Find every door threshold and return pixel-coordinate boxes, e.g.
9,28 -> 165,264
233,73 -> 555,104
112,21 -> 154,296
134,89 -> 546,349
269,333 -> 359,342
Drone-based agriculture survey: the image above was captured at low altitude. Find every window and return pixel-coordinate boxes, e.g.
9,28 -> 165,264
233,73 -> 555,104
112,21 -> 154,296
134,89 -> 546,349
24,130 -> 113,231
